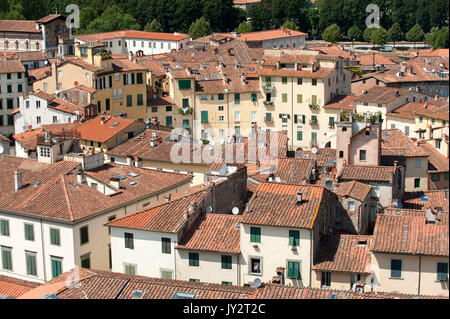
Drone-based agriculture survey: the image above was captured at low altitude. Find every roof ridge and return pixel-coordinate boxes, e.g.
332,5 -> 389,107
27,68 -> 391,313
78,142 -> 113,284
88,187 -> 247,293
60,174 -> 75,221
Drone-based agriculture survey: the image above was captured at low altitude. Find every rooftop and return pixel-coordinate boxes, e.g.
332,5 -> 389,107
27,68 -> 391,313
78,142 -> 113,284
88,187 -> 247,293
0,275 -> 40,298
381,129 -> 429,157
402,190 -> 449,212
334,180 -> 372,202
75,115 -> 139,143
338,165 -> 397,183
417,141 -> 449,173
75,30 -> 190,43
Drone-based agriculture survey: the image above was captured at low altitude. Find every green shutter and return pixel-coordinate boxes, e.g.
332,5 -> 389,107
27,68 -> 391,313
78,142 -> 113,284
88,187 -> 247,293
437,263 -> 448,281
26,254 -> 36,276
282,93 -> 288,102
222,281 -> 232,285
137,94 -> 143,105
51,259 -> 62,278
287,261 -> 300,279
302,115 -> 306,124
2,249 -> 12,270
218,94 -> 224,100
179,80 -> 191,90
201,110 -> 208,123
25,224 -> 34,241
250,227 -> 261,243
234,93 -> 240,104
297,131 -> 303,141
127,95 -> 132,107
182,119 -> 190,130
329,117 -> 335,126
137,73 -> 143,84
251,93 -> 257,101
312,132 -> 317,144
123,74 -> 127,85
131,73 -> 135,85
221,255 -> 232,269
312,95 -> 317,105
414,178 -> 421,188
50,229 -> 60,246
162,238 -> 171,254
166,116 -> 173,126
189,253 -> 199,266
289,230 -> 300,246
0,220 -> 9,236
105,98 -> 110,110
391,259 -> 402,278
297,94 -> 302,103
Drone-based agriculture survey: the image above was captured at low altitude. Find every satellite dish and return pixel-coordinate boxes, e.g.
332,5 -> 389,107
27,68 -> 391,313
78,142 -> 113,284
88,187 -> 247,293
232,207 -> 239,215
311,147 -> 318,154
274,177 -> 281,183
206,206 -> 213,213
0,145 -> 4,154
251,278 -> 262,288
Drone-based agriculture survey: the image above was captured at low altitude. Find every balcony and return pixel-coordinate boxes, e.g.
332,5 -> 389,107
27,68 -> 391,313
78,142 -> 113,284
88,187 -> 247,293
263,85 -> 275,92
263,100 -> 274,106
265,117 -> 273,123
309,119 -> 319,126
309,104 -> 320,111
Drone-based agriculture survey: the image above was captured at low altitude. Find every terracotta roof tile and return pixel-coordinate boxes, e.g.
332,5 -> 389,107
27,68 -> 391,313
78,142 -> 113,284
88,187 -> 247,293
313,235 -> 372,274
0,275 -> 40,298
0,20 -> 40,33
417,141 -> 449,173
381,129 -> 429,157
334,180 -> 372,202
75,30 -> 190,43
324,95 -> 357,110
0,58 -> 25,74
402,190 -> 449,212
75,115 -> 139,143
250,158 -> 315,184
338,165 -> 397,183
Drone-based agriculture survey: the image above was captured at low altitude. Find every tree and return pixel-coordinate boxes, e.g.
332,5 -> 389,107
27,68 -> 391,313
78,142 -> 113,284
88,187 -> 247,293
434,27 -> 449,49
322,24 -> 342,43
235,22 -> 252,34
371,27 -> 389,47
347,25 -> 362,42
84,5 -> 140,34
406,24 -> 425,48
248,0 -> 272,31
144,19 -> 164,32
188,17 -> 211,39
363,27 -> 376,43
282,20 -> 298,31
388,23 -> 404,47
425,27 -> 440,47
77,7 -> 97,34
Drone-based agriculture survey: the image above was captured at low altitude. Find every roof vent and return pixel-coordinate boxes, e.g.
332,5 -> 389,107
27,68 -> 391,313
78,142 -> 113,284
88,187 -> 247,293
297,189 -> 303,204
357,239 -> 367,246
425,208 -> 436,223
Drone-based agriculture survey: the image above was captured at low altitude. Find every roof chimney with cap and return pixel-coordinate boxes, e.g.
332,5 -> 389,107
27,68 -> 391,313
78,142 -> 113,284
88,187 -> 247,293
109,177 -> 121,189
297,189 -> 303,204
14,170 -> 23,192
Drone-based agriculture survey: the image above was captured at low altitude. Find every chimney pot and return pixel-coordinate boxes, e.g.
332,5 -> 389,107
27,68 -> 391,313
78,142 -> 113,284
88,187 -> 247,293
110,177 -> 121,189
14,170 -> 23,192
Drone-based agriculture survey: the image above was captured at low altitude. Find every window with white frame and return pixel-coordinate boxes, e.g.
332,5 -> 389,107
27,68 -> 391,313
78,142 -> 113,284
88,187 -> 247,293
40,147 -> 50,158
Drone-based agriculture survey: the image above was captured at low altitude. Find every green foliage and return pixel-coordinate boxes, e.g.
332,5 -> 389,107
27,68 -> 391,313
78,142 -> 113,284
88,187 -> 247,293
145,19 -> 164,32
347,25 -> 362,42
322,24 -> 342,43
282,20 -> 298,31
406,24 -> 425,47
188,17 -> 211,40
388,23 -> 404,46
363,27 -> 376,43
235,22 -> 252,34
371,27 -> 389,46
425,27 -> 440,47
84,5 -> 140,34
434,27 -> 449,49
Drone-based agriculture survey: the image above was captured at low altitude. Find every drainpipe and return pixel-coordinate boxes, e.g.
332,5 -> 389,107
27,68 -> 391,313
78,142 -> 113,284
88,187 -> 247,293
309,229 -> 313,287
40,218 -> 47,282
291,76 -> 294,149
418,255 -> 422,296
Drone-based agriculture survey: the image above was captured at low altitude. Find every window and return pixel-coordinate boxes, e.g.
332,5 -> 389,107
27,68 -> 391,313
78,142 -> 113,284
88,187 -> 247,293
405,126 -> 410,136
251,111 -> 257,122
419,116 -> 423,123
234,111 -> 240,121
18,84 -> 22,93
189,252 -> 199,267
221,255 -> 233,269
105,98 -> 110,111
124,233 -> 134,249
287,261 -> 300,279
235,126 -> 241,135
137,94 -> 144,106
36,116 -> 41,124
179,80 -> 191,90
251,93 -> 257,101
311,132 -> 318,144
234,93 -> 240,104
445,172 -> 449,181
7,99 -> 13,109
360,150 -> 366,161
219,115 -> 224,122
348,201 -> 355,211
80,254 -> 90,269
372,187 -> 380,198
414,159 -> 421,168
321,272 -> 331,288
265,113 -> 272,122
222,281 -> 232,285
378,103 -> 382,108
25,252 -> 37,276
250,258 -> 261,274
51,257 -> 62,278
0,219 -> 9,236
151,106 -> 158,113
282,77 -> 288,84
7,85 -> 12,93
250,227 -> 261,243
289,230 -> 300,246
282,93 -> 288,103
414,178 -> 421,188
431,174 -> 440,182
436,140 -> 441,149
201,110 -> 208,123
218,94 -> 224,100
297,78 -> 302,85
161,270 -> 173,279
390,259 -> 402,278
200,94 -> 208,100
97,101 -> 101,113
24,224 -> 34,241
297,131 -> 303,141
1,247 -> 12,271
162,238 -> 171,254
50,228 -> 60,246
80,226 -> 89,245
312,79 -> 317,86
124,263 -> 136,275
329,117 -> 335,127
297,94 -> 302,103
437,263 -> 448,281
189,279 -> 200,282
126,95 -> 132,107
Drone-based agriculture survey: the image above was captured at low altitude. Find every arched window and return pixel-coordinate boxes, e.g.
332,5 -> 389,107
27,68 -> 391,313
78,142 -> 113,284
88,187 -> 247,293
15,41 -> 19,50
4,40 -> 8,49
36,42 -> 40,50
25,41 -> 29,50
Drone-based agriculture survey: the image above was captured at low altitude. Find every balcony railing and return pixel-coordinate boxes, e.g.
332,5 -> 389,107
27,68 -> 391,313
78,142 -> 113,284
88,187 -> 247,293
309,104 -> 320,110
263,85 -> 275,92
309,119 -> 318,126
263,100 -> 273,106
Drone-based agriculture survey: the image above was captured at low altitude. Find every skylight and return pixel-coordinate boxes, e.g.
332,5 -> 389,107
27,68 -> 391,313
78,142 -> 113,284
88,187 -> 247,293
128,172 -> 138,177
114,174 -> 126,180
172,292 -> 196,299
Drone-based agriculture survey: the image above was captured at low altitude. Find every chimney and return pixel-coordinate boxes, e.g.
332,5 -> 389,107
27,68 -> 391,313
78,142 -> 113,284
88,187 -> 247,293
297,189 -> 303,203
109,177 -> 121,189
76,174 -> 83,184
435,94 -> 439,100
425,208 -> 436,223
165,194 -> 171,202
14,170 -> 23,192
150,139 -> 155,147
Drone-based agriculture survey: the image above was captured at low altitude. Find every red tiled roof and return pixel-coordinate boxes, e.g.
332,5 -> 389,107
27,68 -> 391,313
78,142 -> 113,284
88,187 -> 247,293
75,116 -> 138,143
384,207 -> 448,224
402,190 -> 449,212
0,275 -> 40,298
418,141 -> 449,173
75,30 -> 189,43
106,184 -> 211,233
250,158 -> 315,184
36,14 -> 63,24
419,49 -> 449,57
371,214 -> 449,256
0,20 -> 40,33
241,182 -> 325,229
338,165 -> 397,183
240,28 -> 307,41
176,214 -> 242,254
334,180 -> 372,202
297,148 -> 336,167
27,66 -> 51,80
0,58 -> 25,74
381,129 -> 429,157
324,95 -> 357,110
259,66 -> 334,79
313,235 -> 372,274
355,87 -> 411,103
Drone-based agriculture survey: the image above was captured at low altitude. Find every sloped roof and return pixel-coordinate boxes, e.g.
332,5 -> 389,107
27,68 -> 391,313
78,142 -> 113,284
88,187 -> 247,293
0,275 -> 40,298
334,180 -> 372,202
381,129 -> 429,157
418,141 -> 449,173
338,165 -> 397,183
75,116 -> 138,143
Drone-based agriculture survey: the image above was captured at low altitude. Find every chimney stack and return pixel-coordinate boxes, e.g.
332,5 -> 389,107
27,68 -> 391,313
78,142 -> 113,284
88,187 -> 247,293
165,194 -> 171,202
14,170 -> 23,192
109,177 -> 121,189
297,189 -> 303,203
77,174 -> 83,184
